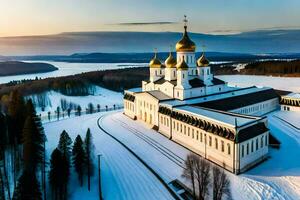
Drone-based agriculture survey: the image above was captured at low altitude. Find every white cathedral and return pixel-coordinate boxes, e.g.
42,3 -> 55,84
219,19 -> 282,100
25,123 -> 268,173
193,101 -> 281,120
123,18 -> 279,174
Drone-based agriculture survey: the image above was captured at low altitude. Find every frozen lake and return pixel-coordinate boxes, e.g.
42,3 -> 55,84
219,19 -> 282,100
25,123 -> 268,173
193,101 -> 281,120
0,61 -> 147,84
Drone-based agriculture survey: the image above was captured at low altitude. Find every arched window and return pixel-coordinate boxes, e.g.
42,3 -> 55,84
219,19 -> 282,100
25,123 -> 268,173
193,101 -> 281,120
215,138 -> 218,149
256,138 -> 259,150
183,74 -> 185,79
261,136 -> 264,148
251,141 -> 254,152
173,71 -> 176,77
209,136 -> 212,146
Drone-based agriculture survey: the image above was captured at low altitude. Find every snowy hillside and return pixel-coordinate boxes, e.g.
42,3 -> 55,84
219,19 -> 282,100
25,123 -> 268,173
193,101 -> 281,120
28,86 -> 123,117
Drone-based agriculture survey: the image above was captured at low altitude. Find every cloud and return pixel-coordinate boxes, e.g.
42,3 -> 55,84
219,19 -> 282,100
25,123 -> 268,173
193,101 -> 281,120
107,21 -> 178,26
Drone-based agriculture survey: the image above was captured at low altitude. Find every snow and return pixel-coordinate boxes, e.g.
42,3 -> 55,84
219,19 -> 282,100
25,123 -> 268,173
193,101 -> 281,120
29,86 -> 123,117
44,112 -> 174,200
98,111 -> 300,200
217,75 -> 300,92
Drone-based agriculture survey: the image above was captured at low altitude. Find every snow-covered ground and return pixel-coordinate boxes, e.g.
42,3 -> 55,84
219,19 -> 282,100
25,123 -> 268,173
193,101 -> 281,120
44,112 -> 174,200
98,111 -> 300,200
29,86 -> 123,117
217,75 -> 300,92
43,109 -> 300,200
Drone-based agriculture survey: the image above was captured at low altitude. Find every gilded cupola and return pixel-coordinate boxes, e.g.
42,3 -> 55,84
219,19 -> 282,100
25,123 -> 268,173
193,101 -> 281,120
149,52 -> 162,68
165,52 -> 177,68
176,59 -> 189,70
175,16 -> 196,52
197,52 -> 210,67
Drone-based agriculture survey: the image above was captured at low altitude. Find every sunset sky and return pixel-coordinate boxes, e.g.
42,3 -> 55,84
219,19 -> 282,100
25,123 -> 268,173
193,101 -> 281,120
1,0 -> 300,37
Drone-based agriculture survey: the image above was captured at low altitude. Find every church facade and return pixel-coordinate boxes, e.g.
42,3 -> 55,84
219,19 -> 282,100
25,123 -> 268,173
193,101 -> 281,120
123,19 -> 279,174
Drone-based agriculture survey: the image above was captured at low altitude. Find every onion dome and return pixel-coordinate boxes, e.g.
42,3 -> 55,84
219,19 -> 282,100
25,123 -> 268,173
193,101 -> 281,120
165,52 -> 177,68
149,52 -> 162,68
176,24 -> 196,52
176,59 -> 189,70
197,53 -> 210,67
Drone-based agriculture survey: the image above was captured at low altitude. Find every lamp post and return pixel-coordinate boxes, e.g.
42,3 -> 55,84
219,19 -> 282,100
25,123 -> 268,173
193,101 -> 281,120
98,154 -> 103,200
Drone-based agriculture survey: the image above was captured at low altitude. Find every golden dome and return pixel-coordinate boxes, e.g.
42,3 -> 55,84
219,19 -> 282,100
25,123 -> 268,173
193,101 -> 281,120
176,59 -> 189,70
175,26 -> 196,52
197,53 -> 210,67
149,52 -> 162,68
165,52 -> 177,68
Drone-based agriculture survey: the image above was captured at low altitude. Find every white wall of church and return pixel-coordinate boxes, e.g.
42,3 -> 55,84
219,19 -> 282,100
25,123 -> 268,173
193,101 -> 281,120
177,52 -> 196,66
231,98 -> 279,116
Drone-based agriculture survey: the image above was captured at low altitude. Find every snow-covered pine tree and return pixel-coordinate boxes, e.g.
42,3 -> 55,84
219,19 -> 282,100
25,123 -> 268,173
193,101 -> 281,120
72,135 -> 86,187
84,128 -> 94,191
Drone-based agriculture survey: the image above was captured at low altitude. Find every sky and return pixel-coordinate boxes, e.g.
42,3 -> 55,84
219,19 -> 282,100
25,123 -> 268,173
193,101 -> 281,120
1,0 -> 300,37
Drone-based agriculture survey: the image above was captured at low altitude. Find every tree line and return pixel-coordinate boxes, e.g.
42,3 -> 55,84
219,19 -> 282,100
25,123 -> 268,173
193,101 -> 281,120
182,154 -> 230,200
0,67 -> 149,98
0,90 -> 97,200
0,90 -> 46,200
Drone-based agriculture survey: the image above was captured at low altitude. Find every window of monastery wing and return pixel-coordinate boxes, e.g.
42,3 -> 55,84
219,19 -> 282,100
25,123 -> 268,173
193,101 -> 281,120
261,136 -> 264,148
227,144 -> 231,155
241,145 -> 244,157
221,141 -> 224,152
215,138 -> 218,150
247,143 -> 249,155
256,138 -> 259,150
265,134 -> 268,145
209,136 -> 212,146
251,141 -> 254,152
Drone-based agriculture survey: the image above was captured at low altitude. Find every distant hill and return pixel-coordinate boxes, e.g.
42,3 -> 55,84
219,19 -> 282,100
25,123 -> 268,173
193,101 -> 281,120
0,61 -> 58,76
1,29 -> 300,55
9,52 -> 300,63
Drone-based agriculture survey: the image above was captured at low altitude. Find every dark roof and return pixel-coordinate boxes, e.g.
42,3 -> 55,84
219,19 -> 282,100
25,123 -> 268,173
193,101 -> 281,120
236,122 -> 269,143
212,77 -> 225,85
146,90 -> 173,101
193,89 -> 279,111
154,78 -> 176,85
189,78 -> 205,88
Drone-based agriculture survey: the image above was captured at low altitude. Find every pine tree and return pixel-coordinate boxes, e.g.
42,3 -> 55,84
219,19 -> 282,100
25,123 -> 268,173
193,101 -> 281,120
12,170 -> 42,200
57,131 -> 72,199
84,128 -> 94,191
49,148 -> 63,200
22,99 -> 46,172
58,130 -> 72,159
7,90 -> 26,144
72,135 -> 86,187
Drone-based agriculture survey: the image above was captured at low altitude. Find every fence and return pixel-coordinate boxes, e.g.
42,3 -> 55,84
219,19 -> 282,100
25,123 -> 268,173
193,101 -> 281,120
40,104 -> 124,123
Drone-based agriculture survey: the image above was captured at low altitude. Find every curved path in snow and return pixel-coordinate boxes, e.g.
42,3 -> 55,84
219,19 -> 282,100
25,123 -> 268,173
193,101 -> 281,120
44,112 -> 175,200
